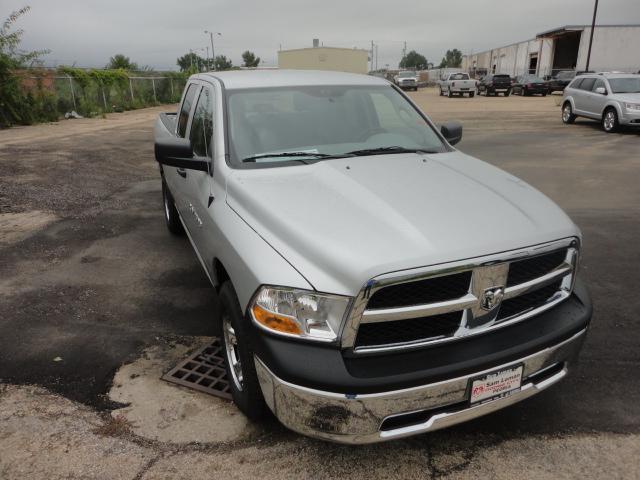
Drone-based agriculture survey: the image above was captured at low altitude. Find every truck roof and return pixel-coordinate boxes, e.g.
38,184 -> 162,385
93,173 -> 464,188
194,69 -> 389,90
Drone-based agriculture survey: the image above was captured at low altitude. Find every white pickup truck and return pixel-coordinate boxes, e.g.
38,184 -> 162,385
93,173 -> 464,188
438,72 -> 477,98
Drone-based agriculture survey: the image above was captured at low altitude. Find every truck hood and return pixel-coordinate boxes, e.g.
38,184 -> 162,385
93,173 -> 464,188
226,152 -> 579,296
612,93 -> 640,103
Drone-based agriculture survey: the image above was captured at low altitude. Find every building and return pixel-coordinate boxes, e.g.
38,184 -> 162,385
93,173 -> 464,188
462,24 -> 640,78
278,40 -> 369,74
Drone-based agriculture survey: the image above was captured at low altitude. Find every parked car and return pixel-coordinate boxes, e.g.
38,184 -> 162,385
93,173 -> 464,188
438,72 -> 476,97
546,70 -> 577,93
477,74 -> 512,96
512,75 -> 549,96
154,70 -> 591,444
394,71 -> 418,91
561,72 -> 640,132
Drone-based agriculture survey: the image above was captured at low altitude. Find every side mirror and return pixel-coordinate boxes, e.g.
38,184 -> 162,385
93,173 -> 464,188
595,86 -> 607,95
155,137 -> 208,172
440,121 -> 463,146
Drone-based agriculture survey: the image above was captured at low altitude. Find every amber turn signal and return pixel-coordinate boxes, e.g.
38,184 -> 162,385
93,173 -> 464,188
252,304 -> 302,335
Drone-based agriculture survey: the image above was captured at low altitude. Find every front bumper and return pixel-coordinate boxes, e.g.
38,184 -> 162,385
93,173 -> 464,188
255,328 -> 585,444
620,108 -> 640,126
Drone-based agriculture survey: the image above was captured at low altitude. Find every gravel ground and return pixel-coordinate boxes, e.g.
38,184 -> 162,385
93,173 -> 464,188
0,91 -> 638,479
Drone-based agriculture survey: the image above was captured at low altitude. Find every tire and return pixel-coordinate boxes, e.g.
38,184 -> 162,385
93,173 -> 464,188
469,92 -> 475,98
439,87 -> 443,96
447,88 -> 452,98
602,108 -> 619,133
219,281 -> 266,420
162,180 -> 184,235
504,90 -> 510,97
562,102 -> 576,124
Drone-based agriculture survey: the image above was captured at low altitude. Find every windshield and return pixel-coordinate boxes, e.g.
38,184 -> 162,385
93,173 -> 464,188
227,85 -> 447,165
608,77 -> 640,94
557,71 -> 575,79
398,71 -> 415,78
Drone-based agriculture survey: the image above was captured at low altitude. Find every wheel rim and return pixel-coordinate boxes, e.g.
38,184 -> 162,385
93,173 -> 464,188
563,105 -> 571,122
604,111 -> 615,130
223,317 -> 243,391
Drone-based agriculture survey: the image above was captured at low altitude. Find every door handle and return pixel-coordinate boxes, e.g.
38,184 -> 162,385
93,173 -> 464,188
177,168 -> 187,178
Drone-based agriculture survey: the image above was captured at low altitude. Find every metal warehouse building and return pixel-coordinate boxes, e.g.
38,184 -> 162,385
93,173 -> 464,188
278,40 -> 369,74
462,24 -> 640,77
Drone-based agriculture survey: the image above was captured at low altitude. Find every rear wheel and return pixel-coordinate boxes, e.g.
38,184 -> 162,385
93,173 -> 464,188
602,108 -> 619,133
562,102 -> 576,124
469,92 -> 475,98
162,180 -> 184,235
219,281 -> 266,420
447,88 -> 452,98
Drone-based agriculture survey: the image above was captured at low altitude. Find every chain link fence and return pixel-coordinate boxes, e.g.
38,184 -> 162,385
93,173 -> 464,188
14,70 -> 187,120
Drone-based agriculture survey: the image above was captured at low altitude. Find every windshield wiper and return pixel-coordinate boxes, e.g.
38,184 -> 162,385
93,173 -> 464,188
344,146 -> 440,156
242,152 -> 350,163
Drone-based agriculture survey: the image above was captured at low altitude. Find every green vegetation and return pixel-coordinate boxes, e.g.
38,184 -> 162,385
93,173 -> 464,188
241,50 -> 260,68
438,49 -> 463,68
106,54 -> 139,71
0,6 -> 56,127
399,51 -> 428,70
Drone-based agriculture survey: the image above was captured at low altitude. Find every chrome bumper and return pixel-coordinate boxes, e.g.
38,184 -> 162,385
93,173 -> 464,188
255,329 -> 586,444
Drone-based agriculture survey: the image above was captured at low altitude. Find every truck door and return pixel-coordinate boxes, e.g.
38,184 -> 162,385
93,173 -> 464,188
166,83 -> 199,217
584,78 -> 609,118
183,85 -> 216,262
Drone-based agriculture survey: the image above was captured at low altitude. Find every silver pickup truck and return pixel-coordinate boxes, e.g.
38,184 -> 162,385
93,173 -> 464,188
154,70 -> 591,444
439,72 -> 477,97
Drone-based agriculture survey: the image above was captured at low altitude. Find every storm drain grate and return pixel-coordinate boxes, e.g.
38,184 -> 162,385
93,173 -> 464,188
161,338 -> 232,400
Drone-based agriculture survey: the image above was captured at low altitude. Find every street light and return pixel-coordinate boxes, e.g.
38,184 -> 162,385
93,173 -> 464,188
205,30 -> 222,70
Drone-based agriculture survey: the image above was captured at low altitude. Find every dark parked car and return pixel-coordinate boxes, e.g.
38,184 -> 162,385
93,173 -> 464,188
477,74 -> 512,96
547,71 -> 576,93
512,75 -> 548,96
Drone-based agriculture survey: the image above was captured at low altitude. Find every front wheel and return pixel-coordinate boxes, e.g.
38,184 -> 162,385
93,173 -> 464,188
602,108 -> 619,133
469,92 -> 475,98
504,90 -> 511,97
562,102 -> 576,124
162,180 -> 184,235
219,281 -> 266,420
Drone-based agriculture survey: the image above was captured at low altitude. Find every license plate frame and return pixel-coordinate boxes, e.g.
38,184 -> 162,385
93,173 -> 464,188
469,364 -> 523,406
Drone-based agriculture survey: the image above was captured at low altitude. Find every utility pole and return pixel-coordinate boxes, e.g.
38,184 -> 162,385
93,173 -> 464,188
205,30 -> 221,70
375,44 -> 379,71
371,40 -> 375,71
205,46 -> 209,70
585,0 -> 599,72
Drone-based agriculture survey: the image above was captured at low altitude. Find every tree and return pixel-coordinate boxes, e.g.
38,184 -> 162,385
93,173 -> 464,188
106,54 -> 138,71
213,55 -> 232,71
0,6 -> 52,127
438,49 -> 463,69
241,50 -> 260,68
399,50 -> 428,70
177,52 -> 206,72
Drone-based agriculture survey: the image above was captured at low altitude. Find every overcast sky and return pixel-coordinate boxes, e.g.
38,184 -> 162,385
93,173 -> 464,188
5,0 -> 640,70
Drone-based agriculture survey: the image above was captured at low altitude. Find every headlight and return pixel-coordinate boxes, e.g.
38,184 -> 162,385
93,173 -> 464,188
625,102 -> 640,111
249,286 -> 351,342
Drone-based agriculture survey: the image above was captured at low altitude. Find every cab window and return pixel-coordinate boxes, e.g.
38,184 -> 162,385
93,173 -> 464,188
177,84 -> 198,138
592,79 -> 606,93
578,78 -> 596,91
190,88 -> 214,158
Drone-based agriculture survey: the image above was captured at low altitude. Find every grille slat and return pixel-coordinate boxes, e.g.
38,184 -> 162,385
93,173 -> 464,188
354,312 -> 462,348
506,250 -> 567,286
497,281 -> 563,321
367,271 -> 472,310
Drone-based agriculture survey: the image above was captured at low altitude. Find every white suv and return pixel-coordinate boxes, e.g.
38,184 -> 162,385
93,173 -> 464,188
561,73 -> 640,132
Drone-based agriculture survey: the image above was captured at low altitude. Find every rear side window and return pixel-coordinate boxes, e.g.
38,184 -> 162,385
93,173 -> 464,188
177,84 -> 198,138
592,79 -> 606,92
190,88 -> 214,158
578,78 -> 596,91
569,78 -> 583,89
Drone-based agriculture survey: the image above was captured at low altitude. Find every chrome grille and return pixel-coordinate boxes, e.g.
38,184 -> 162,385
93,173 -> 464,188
343,239 -> 579,353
